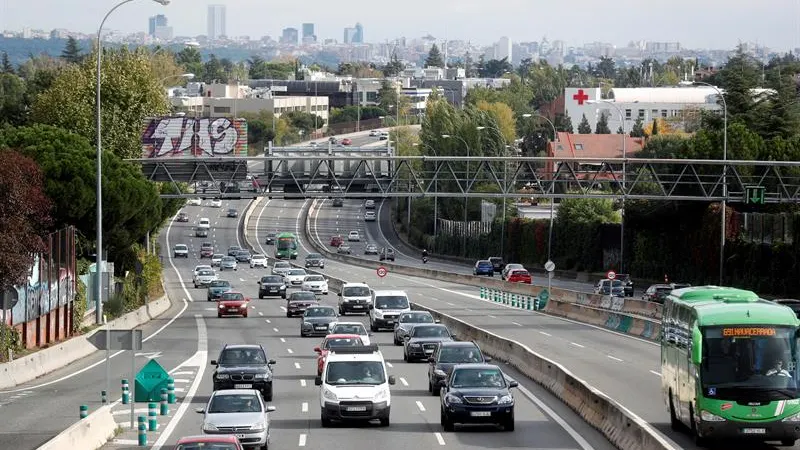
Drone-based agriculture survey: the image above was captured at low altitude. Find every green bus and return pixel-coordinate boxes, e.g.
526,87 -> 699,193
662,286 -> 800,446
275,232 -> 298,259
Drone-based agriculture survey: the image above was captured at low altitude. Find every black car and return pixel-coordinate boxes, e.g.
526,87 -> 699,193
440,364 -> 518,431
427,341 -> 489,395
227,208 -> 238,218
305,253 -> 325,269
332,198 -> 344,207
258,275 -> 287,299
211,344 -> 276,401
616,274 -> 635,297
286,291 -> 319,317
265,233 -> 277,245
176,212 -> 189,222
235,250 -> 252,262
487,257 -> 505,272
403,324 -> 454,362
227,246 -> 242,256
379,248 -> 395,261
300,305 -> 339,337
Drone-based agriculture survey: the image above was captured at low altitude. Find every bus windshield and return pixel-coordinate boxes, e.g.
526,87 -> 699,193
277,237 -> 297,250
701,326 -> 799,400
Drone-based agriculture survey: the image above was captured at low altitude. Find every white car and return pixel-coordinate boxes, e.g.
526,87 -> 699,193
211,254 -> 224,266
329,321 -> 371,345
284,268 -> 308,287
210,199 -> 222,208
272,261 -> 292,276
369,130 -> 379,137
193,265 -> 212,277
250,254 -> 268,268
347,231 -> 360,242
198,390 -> 275,448
302,275 -> 329,295
364,211 -> 376,222
186,198 -> 201,206
198,218 -> 211,229
173,244 -> 189,258
193,269 -> 217,288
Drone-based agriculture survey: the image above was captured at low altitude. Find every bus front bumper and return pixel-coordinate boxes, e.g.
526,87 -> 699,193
698,419 -> 800,441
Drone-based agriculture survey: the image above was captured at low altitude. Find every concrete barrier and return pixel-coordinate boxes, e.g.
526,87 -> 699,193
37,404 -> 118,450
0,294 -> 171,390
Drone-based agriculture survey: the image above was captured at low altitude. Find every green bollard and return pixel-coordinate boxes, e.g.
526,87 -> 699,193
167,378 -> 176,404
512,294 -> 518,307
148,402 -> 158,431
480,287 -> 485,299
137,416 -> 147,446
527,297 -> 533,310
534,298 -> 539,311
122,379 -> 130,405
79,405 -> 88,419
160,388 -> 169,416
101,390 -> 107,404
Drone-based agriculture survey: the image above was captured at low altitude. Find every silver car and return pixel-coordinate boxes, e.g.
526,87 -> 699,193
197,389 -> 275,449
272,261 -> 291,276
220,256 -> 238,271
393,311 -> 436,345
211,254 -> 225,266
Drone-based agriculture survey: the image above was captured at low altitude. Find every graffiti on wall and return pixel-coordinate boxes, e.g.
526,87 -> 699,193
141,117 -> 248,158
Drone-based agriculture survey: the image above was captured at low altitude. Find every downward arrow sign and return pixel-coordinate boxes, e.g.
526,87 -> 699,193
135,351 -> 163,359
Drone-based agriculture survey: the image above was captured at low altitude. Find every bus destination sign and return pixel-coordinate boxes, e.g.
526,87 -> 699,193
722,327 -> 776,337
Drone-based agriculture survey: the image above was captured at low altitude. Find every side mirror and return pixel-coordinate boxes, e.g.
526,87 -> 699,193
427,357 -> 435,363
195,407 -> 205,414
485,357 -> 492,362
509,380 -> 519,388
367,332 -> 373,336
210,360 -> 217,366
257,281 -> 262,285
368,304 -> 374,310
338,293 -> 342,297
314,376 -> 322,386
268,359 -> 276,365
404,335 -> 411,341
388,375 -> 396,385
450,334 -> 457,339
691,327 -> 703,365
266,406 -> 277,412
434,319 -> 441,323
314,347 -> 321,353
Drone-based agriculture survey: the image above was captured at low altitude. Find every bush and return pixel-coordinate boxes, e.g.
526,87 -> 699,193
0,323 -> 22,360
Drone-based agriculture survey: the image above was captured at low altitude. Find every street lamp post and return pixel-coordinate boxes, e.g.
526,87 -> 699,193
476,125 -> 510,258
96,0 -> 169,424
442,134 -> 471,257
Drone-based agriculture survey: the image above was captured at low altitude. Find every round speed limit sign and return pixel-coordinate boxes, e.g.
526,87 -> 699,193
376,266 -> 388,278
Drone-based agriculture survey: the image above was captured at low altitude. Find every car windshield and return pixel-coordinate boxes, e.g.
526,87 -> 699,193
213,254 -> 224,259
209,280 -> 230,288
450,368 -> 506,388
175,245 -> 187,250
325,361 -> 386,385
332,324 -> 366,335
236,251 -> 249,256
252,254 -> 265,259
400,313 -> 434,324
207,394 -> 262,413
261,276 -> 282,283
198,270 -> 214,276
324,337 -> 362,349
195,266 -> 211,271
305,275 -> 324,282
511,270 -> 529,276
222,257 -> 235,263
218,348 -> 267,365
343,286 -> 370,297
375,296 -> 408,309
412,325 -> 450,338
220,292 -> 244,301
305,307 -> 336,317
290,292 -> 316,301
307,254 -> 322,259
201,243 -> 213,249
266,233 -> 276,237
438,346 -> 483,363
506,264 -> 523,271
477,261 -> 492,267
288,269 -> 306,276
275,262 -> 290,268
176,443 -> 240,450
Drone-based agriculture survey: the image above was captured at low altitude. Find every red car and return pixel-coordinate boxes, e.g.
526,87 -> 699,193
175,435 -> 243,450
507,269 -> 532,284
341,138 -> 352,145
217,291 -> 250,318
330,235 -> 343,247
314,334 -> 364,375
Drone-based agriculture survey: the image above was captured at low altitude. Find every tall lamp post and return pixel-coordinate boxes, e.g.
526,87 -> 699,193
476,125 -> 511,257
442,134 -> 471,257
683,81 -> 728,285
587,99 -> 628,273
96,0 -> 169,416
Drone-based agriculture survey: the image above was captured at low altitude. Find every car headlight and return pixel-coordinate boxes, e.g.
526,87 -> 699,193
374,388 -> 388,401
203,423 -> 218,431
303,322 -> 311,327
783,412 -> 800,422
498,395 -> 513,405
218,304 -> 224,309
699,410 -> 725,422
250,421 -> 266,432
410,343 -> 421,348
445,394 -> 462,404
255,373 -> 269,380
343,298 -> 350,302
322,387 -> 338,401
279,285 -> 286,290
215,373 -> 229,380
374,310 -> 383,318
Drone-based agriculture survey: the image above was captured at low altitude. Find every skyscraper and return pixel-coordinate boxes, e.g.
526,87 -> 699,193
281,28 -> 299,45
148,14 -> 167,36
344,27 -> 356,44
354,23 -> 363,43
207,5 -> 226,40
302,23 -> 315,42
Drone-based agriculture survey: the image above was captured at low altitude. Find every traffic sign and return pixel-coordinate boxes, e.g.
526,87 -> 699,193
376,266 -> 388,278
135,359 -> 170,402
744,186 -> 766,205
88,330 -> 143,351
544,260 -> 555,272
606,270 -> 616,280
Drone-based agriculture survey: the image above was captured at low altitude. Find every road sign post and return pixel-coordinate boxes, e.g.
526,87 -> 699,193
544,260 -> 555,301
744,186 -> 766,205
89,329 -> 143,428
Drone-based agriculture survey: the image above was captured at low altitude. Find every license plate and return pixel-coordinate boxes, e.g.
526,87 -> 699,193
234,384 -> 252,389
315,326 -> 326,330
352,305 -> 363,308
425,349 -> 434,353
228,309 -> 238,312
268,289 -> 277,292
470,411 -> 491,417
346,406 -> 367,412
742,428 -> 766,434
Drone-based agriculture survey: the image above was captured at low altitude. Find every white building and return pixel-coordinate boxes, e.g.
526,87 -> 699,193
494,36 -> 512,61
207,5 -> 226,41
563,87 -> 724,133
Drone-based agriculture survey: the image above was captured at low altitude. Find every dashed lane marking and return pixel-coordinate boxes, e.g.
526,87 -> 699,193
434,432 -> 446,445
298,434 -> 307,447
300,379 -> 307,387
399,377 -> 408,386
287,349 -> 294,354
607,355 -> 623,362
415,401 -> 426,412
294,362 -> 301,369
570,342 -> 585,348
301,402 -> 308,413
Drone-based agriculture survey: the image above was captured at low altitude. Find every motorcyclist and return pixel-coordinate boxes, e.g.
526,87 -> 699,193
422,249 -> 428,261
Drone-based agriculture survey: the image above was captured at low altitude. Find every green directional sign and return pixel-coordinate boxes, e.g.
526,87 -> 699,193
134,359 -> 170,402
744,186 -> 766,205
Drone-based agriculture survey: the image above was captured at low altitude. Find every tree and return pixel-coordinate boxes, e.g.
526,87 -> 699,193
382,52 -> 404,77
1,52 -> 13,74
556,196 -> 620,225
630,116 -> 645,137
651,118 -> 659,136
203,54 -> 226,83
475,100 -> 516,143
0,73 -> 29,125
284,111 -> 320,134
483,58 -> 513,78
557,111 -> 574,133
61,36 -> 83,64
578,114 -> 592,134
595,112 -> 611,134
31,47 -> 170,159
0,149 -> 52,291
464,52 -> 476,77
425,44 -> 445,68
176,47 -> 203,78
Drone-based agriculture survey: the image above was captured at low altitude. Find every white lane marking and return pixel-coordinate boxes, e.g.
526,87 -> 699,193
511,322 -> 522,326
294,362 -> 301,369
607,355 -> 623,362
301,402 -> 308,413
415,400 -> 426,412
273,327 -> 279,332
539,331 -> 552,336
650,370 -> 662,377
258,311 -> 264,316
239,278 -> 245,282
266,319 -> 271,323
298,434 -> 307,447
280,306 -> 287,312
385,361 -> 393,368
152,315 -> 208,448
280,338 -> 286,343
515,382 -> 596,450
446,302 -> 454,306
570,342 -> 585,348
300,379 -> 307,387
434,432 -> 446,446
170,378 -> 191,383
488,315 -> 497,318
399,377 -> 409,386
112,408 -> 151,415
287,348 -> 294,354
113,439 -> 140,445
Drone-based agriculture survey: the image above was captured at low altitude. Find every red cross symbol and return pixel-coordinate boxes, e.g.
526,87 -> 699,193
573,89 -> 589,105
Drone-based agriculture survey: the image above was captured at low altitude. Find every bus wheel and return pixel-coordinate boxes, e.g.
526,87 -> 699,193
782,440 -> 796,447
690,407 -> 709,447
668,395 -> 680,431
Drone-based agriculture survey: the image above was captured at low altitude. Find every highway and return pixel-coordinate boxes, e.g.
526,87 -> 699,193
267,196 -> 796,450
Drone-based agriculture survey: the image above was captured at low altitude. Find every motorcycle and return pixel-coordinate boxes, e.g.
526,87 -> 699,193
422,256 -> 428,264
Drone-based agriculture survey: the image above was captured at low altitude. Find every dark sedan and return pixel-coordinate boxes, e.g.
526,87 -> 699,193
304,253 -> 325,269
176,212 -> 189,222
440,364 -> 518,431
300,305 -> 339,337
227,246 -> 242,256
403,324 -> 454,362
264,232 -> 277,245
235,250 -> 252,262
258,275 -> 287,299
286,291 -> 318,318
428,341 -> 489,395
473,260 -> 494,277
206,279 -> 232,301
227,208 -> 238,218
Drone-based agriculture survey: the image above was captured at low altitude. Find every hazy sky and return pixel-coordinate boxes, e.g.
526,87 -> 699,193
2,0 -> 798,51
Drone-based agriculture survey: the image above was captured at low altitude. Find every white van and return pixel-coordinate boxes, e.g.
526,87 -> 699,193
198,218 -> 211,229
368,290 -> 411,331
315,345 -> 395,427
338,282 -> 373,315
